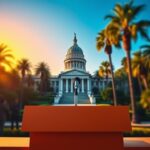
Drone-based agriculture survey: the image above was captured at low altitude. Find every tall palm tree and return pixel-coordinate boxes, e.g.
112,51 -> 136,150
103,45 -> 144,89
17,58 -> 31,107
96,24 -> 120,106
0,43 -> 13,71
17,58 -> 31,81
105,0 -> 150,123
132,51 -> 148,90
35,62 -> 50,94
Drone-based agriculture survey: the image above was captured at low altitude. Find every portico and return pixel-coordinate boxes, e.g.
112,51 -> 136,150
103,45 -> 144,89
59,78 -> 90,93
58,70 -> 91,95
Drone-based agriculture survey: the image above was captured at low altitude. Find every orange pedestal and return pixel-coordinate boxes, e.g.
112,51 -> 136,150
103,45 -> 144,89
22,106 -> 131,150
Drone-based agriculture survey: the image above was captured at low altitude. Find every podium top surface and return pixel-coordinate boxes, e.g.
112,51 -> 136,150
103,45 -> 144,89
22,106 -> 131,132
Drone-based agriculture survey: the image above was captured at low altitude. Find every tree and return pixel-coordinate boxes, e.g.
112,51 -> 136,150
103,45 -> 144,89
121,57 -> 128,73
140,44 -> 150,87
132,51 -> 148,90
35,62 -> 50,94
115,67 -> 128,93
99,61 -> 111,80
141,44 -> 150,70
100,87 -> 113,103
105,0 -> 150,123
17,58 -> 31,107
26,74 -> 34,88
0,43 -> 13,71
17,58 -> 31,81
140,89 -> 150,111
98,61 -> 116,104
96,24 -> 120,105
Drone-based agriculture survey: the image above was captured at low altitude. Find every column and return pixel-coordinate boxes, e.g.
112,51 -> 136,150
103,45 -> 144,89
82,79 -> 84,93
71,79 -> 73,93
87,78 -> 91,95
66,79 -> 68,93
59,78 -> 63,94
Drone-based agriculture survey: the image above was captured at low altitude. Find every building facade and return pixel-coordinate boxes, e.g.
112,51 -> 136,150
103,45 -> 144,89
34,34 -> 111,104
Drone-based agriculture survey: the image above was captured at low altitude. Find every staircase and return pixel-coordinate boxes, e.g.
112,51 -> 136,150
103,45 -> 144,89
59,93 -> 90,104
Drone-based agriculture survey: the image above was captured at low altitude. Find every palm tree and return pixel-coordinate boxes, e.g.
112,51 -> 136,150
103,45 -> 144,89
17,58 -> 31,107
0,43 -> 13,71
96,24 -> 120,105
99,61 -> 111,80
105,0 -> 150,123
35,62 -> 50,94
132,51 -> 148,90
17,58 -> 31,81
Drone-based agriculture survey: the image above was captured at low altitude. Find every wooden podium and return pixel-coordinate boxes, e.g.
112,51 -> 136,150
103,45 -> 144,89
22,106 -> 131,150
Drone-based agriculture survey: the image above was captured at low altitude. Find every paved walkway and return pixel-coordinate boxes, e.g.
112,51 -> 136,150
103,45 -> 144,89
0,137 -> 150,147
132,122 -> 150,128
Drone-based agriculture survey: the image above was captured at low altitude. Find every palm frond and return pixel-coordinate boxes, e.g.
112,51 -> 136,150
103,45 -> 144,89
138,27 -> 150,41
131,4 -> 145,20
113,3 -> 124,18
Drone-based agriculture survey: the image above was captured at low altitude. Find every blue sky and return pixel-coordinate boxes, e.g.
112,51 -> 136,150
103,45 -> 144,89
0,0 -> 150,75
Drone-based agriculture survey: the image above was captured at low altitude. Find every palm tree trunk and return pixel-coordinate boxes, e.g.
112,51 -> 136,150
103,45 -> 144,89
19,77 -> 24,110
126,50 -> 137,123
141,76 -> 148,89
108,54 -> 117,106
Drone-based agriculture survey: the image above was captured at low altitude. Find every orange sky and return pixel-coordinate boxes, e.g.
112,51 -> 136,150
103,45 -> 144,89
0,12 -> 64,74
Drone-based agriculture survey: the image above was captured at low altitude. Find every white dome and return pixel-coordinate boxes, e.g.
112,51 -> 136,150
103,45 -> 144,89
64,34 -> 86,71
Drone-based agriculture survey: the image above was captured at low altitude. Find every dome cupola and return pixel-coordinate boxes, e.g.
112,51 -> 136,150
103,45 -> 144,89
64,34 -> 86,71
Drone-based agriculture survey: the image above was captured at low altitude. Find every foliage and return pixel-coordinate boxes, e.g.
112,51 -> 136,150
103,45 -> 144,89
92,87 -> 99,95
96,23 -> 120,52
23,91 -> 54,105
140,89 -> 150,111
0,43 -> 13,70
99,61 -> 111,79
100,87 -> 113,101
105,0 -> 150,42
35,62 -> 51,93
124,127 -> 150,137
141,44 -> 150,69
17,58 -> 31,79
116,89 -> 130,105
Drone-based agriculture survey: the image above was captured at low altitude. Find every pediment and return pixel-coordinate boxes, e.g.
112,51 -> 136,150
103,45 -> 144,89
59,69 -> 91,77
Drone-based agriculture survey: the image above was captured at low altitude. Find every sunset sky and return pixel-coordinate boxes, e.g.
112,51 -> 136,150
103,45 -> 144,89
0,0 -> 150,75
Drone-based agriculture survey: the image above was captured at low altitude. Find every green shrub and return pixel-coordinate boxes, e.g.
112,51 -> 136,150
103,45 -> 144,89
140,89 -> 150,111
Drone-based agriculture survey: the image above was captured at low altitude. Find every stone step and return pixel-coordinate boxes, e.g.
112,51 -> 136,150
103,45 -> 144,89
59,93 -> 90,104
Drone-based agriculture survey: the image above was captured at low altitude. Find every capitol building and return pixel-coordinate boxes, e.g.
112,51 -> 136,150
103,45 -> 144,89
34,34 -> 111,104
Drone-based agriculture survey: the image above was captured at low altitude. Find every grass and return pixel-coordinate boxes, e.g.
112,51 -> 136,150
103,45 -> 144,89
2,128 -> 29,137
96,104 -> 111,106
124,127 -> 150,137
